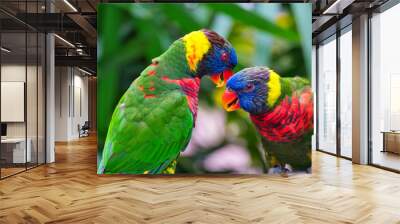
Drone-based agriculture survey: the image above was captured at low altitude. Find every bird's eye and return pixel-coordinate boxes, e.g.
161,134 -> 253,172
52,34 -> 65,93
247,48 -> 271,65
221,52 -> 228,62
244,83 -> 254,92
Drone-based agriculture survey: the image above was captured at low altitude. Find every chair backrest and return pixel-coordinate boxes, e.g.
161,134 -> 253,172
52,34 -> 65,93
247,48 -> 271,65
82,121 -> 90,129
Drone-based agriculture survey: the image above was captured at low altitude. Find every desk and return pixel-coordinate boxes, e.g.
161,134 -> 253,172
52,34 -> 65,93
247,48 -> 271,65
381,131 -> 400,154
1,138 -> 31,163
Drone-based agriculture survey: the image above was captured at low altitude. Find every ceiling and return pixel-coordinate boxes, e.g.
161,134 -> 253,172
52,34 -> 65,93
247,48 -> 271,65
0,0 -> 99,74
0,0 -> 394,74
312,0 -> 390,43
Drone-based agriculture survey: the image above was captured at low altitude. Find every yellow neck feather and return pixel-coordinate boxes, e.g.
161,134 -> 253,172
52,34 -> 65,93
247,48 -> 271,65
182,31 -> 211,72
266,70 -> 281,107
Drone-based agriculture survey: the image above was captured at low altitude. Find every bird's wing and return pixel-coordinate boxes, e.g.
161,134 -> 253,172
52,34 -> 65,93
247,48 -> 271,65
99,81 -> 194,174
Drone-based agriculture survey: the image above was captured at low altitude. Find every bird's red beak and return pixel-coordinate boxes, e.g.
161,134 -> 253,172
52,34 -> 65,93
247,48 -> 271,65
210,69 -> 233,88
222,89 -> 240,112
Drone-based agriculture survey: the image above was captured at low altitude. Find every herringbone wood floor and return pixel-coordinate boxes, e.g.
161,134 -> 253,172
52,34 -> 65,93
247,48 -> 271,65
1,135 -> 400,224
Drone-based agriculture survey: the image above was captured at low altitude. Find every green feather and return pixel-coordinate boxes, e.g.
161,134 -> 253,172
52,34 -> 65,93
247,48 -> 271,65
264,76 -> 312,172
278,76 -> 310,104
98,39 -> 195,174
263,132 -> 312,171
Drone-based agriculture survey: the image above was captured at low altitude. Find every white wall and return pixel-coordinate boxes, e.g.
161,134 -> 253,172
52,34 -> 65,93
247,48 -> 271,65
55,67 -> 69,141
1,65 -> 26,139
1,65 -> 27,165
1,65 -> 41,137
72,73 -> 89,138
55,67 -> 89,141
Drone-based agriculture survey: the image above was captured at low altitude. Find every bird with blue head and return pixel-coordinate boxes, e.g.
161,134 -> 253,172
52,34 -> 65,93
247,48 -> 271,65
222,66 -> 313,175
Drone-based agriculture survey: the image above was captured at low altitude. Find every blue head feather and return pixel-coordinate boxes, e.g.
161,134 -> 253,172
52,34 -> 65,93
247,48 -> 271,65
197,44 -> 237,76
226,67 -> 270,114
197,30 -> 237,76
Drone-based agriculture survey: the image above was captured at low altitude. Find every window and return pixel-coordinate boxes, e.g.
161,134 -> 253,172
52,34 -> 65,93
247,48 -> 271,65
339,28 -> 352,158
317,36 -> 337,154
371,3 -> 400,171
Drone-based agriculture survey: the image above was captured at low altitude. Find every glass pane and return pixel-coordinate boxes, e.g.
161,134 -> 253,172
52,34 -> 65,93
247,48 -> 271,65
0,1 -> 46,178
340,29 -> 352,158
318,37 -> 337,154
371,5 -> 400,171
26,0 -> 39,169
27,30 -> 38,169
1,30 -> 27,177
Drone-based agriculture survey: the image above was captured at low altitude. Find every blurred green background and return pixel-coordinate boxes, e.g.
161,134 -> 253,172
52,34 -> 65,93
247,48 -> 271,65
97,3 -> 311,173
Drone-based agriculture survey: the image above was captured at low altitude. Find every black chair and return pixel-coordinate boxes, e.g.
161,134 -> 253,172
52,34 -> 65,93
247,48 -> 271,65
78,121 -> 90,138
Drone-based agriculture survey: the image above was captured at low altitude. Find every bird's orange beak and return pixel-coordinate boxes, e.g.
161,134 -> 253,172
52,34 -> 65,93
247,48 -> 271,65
210,69 -> 233,88
222,89 -> 240,112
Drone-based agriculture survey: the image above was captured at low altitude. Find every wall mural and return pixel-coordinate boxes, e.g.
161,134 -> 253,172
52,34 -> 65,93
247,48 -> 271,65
97,3 -> 312,175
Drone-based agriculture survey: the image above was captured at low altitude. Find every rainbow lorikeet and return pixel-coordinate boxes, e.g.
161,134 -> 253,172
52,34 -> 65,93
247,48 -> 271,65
98,30 -> 237,174
222,67 -> 313,175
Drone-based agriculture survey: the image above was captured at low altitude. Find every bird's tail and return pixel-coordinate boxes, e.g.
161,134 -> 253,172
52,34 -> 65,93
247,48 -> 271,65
149,158 -> 178,174
97,159 -> 105,174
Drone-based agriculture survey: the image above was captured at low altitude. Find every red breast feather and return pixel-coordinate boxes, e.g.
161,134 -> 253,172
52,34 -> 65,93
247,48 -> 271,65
250,88 -> 313,143
162,76 -> 201,121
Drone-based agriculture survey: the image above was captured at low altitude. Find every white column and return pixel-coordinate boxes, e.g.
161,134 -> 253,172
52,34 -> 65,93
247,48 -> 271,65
45,0 -> 55,163
352,14 -> 369,164
46,32 -> 55,163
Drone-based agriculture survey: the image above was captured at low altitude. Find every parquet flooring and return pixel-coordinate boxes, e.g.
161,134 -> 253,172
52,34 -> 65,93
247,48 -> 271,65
1,135 -> 400,223
0,167 -> 26,178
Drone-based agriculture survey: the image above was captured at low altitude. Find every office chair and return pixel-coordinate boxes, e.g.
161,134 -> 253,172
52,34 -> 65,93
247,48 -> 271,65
79,121 -> 90,138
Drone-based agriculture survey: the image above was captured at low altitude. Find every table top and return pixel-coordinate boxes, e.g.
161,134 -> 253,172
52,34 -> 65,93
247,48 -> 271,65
381,131 -> 400,134
1,138 -> 28,143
